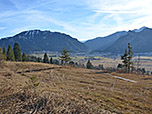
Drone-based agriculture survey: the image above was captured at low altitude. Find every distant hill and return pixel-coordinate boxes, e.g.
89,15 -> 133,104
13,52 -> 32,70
0,30 -> 89,53
1,27 -> 152,54
85,26 -> 152,54
85,31 -> 128,51
105,27 -> 152,53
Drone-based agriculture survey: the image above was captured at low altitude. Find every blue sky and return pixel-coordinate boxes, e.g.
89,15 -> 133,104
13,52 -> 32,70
0,0 -> 152,41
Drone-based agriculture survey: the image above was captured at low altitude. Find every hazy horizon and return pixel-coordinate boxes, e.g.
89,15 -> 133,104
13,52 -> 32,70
0,0 -> 152,41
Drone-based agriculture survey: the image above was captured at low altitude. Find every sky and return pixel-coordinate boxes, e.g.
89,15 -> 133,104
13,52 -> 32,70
0,0 -> 152,41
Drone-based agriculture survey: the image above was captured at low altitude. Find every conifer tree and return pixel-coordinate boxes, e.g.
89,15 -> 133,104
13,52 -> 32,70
69,61 -> 74,65
86,60 -> 93,69
121,49 -> 128,71
117,64 -> 123,69
121,43 -> 134,73
22,52 -> 27,62
99,64 -> 104,70
61,60 -> 64,65
13,43 -> 22,61
59,48 -> 71,65
43,53 -> 49,63
7,45 -> 15,61
37,57 -> 42,62
2,47 -> 6,60
127,43 -> 134,72
50,57 -> 53,64
0,48 -> 4,63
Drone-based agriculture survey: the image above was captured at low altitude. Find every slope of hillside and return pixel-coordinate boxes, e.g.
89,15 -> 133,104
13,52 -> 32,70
0,62 -> 152,113
105,27 -> 152,53
0,30 -> 89,53
85,31 -> 128,51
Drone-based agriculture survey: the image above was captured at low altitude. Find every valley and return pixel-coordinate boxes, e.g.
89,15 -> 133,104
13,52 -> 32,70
1,27 -> 152,113
1,0 -> 152,113
29,51 -> 152,73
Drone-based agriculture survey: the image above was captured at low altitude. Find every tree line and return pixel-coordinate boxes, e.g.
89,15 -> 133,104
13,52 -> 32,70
0,43 -> 27,62
1,42 -> 147,74
0,44 -> 98,69
0,43 -> 55,64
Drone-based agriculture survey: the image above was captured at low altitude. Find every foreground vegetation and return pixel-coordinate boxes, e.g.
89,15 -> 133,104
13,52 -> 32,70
0,62 -> 152,113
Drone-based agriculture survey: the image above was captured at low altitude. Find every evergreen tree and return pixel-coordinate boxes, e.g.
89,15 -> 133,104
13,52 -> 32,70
127,43 -> 134,72
61,60 -> 64,65
86,60 -> 93,69
13,43 -> 22,61
50,57 -> 53,64
0,48 -> 4,63
2,47 -> 6,60
69,61 -> 74,66
3,47 -> 6,55
22,52 -> 27,62
121,49 -> 128,71
7,45 -> 15,61
75,62 -> 78,67
99,64 -> 104,70
117,64 -> 123,69
37,57 -> 42,62
121,43 -> 133,73
59,48 -> 71,65
43,53 -> 49,63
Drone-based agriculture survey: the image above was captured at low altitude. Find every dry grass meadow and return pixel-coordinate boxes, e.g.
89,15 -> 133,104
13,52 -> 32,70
79,56 -> 152,72
0,62 -> 152,113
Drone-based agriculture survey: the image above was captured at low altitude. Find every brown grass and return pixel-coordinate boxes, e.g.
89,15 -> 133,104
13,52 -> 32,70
80,56 -> 152,71
0,62 -> 152,113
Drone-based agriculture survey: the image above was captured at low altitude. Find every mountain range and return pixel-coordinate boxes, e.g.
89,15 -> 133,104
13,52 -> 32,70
0,30 -> 89,53
85,26 -> 152,54
84,31 -> 128,51
0,26 -> 152,54
105,27 -> 152,53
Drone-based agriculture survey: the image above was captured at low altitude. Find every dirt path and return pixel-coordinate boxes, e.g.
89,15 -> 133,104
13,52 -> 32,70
104,73 -> 137,83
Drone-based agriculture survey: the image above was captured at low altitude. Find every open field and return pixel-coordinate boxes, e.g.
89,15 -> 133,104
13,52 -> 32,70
0,62 -> 152,113
79,57 -> 121,68
30,53 -> 152,72
78,56 -> 152,72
